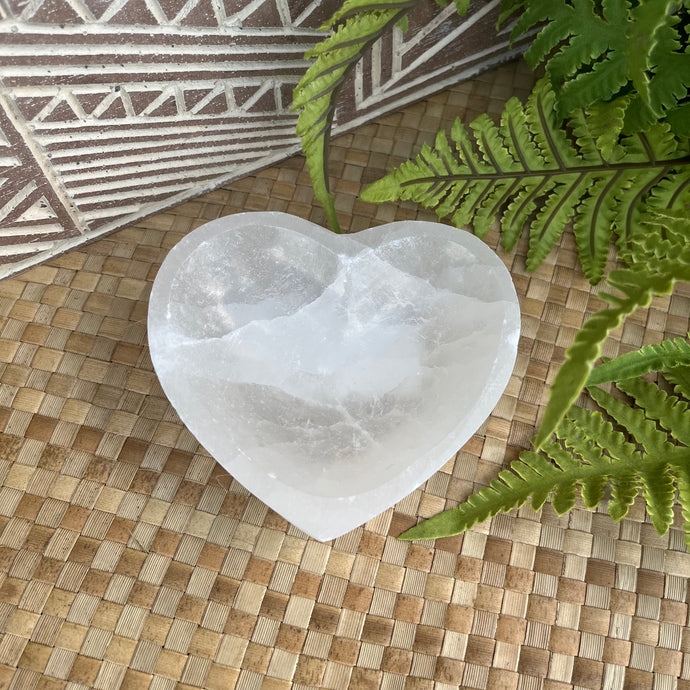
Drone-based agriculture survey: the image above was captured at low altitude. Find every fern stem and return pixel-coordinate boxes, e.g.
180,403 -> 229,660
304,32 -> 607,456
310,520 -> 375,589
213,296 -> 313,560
398,158 -> 690,187
295,3 -> 415,231
478,130 -> 503,171
638,132 -> 657,166
536,94 -> 567,171
537,172 -> 586,243
507,116 -> 531,171
668,174 -> 690,207
306,59 -> 358,87
587,171 -> 622,257
621,169 -> 670,245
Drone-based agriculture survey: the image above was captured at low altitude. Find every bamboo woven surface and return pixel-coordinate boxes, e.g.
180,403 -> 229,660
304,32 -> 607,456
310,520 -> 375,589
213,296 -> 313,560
0,59 -> 689,690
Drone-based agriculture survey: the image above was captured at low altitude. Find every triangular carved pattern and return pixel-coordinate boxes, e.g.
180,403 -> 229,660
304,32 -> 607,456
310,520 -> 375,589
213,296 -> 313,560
0,178 -> 78,246
341,0 -> 527,119
0,0 -> 525,277
20,82 -> 291,124
0,112 -> 81,267
7,0 -> 325,27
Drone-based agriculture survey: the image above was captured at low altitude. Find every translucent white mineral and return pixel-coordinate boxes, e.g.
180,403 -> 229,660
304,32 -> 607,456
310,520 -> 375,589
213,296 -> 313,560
148,212 -> 520,540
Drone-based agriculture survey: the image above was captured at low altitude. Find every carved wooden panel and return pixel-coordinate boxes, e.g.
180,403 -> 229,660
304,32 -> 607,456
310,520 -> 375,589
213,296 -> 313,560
0,0 -> 526,278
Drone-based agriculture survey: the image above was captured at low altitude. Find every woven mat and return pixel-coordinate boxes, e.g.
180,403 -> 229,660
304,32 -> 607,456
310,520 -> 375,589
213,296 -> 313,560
1,59 -> 689,690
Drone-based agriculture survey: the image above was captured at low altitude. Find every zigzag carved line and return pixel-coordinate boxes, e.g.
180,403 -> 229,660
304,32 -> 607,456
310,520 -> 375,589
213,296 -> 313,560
16,0 -> 310,27
19,90 -> 297,129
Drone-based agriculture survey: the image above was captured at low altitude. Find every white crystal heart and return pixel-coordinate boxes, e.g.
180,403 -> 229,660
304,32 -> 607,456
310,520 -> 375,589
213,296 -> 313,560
148,212 -> 520,541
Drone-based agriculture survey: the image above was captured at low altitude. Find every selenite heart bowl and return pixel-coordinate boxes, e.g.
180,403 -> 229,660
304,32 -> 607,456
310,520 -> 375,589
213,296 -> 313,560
148,212 -> 521,541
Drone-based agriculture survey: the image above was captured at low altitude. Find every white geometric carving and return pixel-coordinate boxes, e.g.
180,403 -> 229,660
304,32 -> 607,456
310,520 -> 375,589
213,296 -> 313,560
0,0 -> 524,277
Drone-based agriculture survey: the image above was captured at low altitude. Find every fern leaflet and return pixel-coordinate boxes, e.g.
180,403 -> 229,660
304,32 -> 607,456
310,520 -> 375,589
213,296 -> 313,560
675,465 -> 690,544
586,336 -> 690,384
584,96 -> 630,160
665,366 -> 690,399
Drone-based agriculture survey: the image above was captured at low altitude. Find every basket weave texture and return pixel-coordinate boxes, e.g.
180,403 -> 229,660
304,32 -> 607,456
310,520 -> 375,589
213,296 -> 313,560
0,59 -> 689,690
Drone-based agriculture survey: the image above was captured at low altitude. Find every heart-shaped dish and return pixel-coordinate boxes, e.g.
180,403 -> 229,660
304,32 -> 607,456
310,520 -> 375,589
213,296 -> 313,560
148,212 -> 520,540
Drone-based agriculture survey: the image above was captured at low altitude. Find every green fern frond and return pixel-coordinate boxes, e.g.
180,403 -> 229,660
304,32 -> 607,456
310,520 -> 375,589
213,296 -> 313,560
624,0 -> 673,108
586,336 -> 690,385
497,0 -> 523,26
640,177 -> 690,241
321,0 -> 414,29
571,374 -> 685,536
361,78 -> 690,284
505,0 -> 690,128
619,379 -> 690,539
533,214 -> 690,449
608,470 -> 641,522
399,446 -> 582,540
402,355 -> 690,543
563,404 -> 640,464
292,0 -> 422,231
572,173 -> 621,283
532,275 -> 668,450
